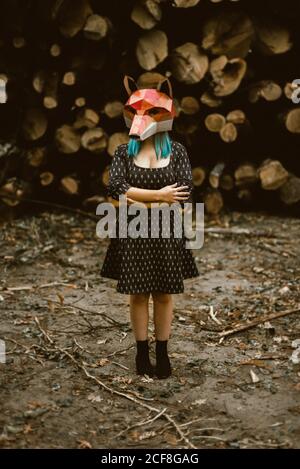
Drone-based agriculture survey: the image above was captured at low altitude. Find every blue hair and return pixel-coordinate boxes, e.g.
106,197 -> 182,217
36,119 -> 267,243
127,131 -> 172,159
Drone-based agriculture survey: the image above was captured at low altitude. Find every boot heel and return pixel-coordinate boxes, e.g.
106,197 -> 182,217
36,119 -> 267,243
135,339 -> 155,377
155,340 -> 172,379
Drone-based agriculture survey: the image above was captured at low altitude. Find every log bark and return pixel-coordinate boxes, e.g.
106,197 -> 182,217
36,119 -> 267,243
81,128 -> 108,153
234,163 -> 258,186
220,122 -> 238,143
22,108 -> 48,141
103,101 -> 124,119
220,173 -> 234,191
0,0 -> 298,217
40,172 -> 54,186
203,188 -> 224,215
171,42 -> 209,84
283,108 -> 300,134
54,0 -> 93,38
13,36 -> 26,48
249,81 -> 282,103
83,15 -> 110,41
73,108 -> 100,129
202,12 -> 254,59
0,178 -> 28,206
226,110 -> 246,125
180,96 -> 200,115
60,176 -> 79,195
255,21 -> 293,55
62,71 -> 77,86
279,174 -> 300,205
27,147 -> 47,167
50,43 -> 61,57
257,159 -> 289,190
43,71 -> 59,109
210,55 -> 247,96
209,162 -> 225,189
173,0 -> 201,6
55,125 -> 81,154
136,71 -> 167,89
200,91 -> 222,108
192,167 -> 206,187
205,113 -> 226,132
136,30 -> 168,70
107,132 -> 129,157
237,188 -> 253,203
131,0 -> 162,30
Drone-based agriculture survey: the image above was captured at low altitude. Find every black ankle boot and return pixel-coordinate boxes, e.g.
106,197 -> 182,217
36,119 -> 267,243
135,339 -> 155,377
155,340 -> 172,379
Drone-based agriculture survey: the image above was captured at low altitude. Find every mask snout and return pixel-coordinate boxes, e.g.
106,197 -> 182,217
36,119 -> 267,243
129,114 -> 155,140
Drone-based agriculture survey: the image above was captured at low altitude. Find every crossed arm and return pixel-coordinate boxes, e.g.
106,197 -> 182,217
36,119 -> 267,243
106,144 -> 194,208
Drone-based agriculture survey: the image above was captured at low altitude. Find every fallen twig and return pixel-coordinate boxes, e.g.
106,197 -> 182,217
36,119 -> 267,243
115,407 -> 167,438
0,193 -> 98,221
255,241 -> 297,258
111,361 -> 130,371
73,338 -> 93,354
38,282 -> 78,289
43,298 -> 128,327
219,306 -> 300,338
209,306 -> 223,325
33,316 -> 197,449
204,227 -> 287,239
35,318 -> 54,344
192,435 -> 227,441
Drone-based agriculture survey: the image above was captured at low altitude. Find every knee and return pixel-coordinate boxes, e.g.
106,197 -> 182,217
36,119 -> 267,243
130,292 -> 150,306
152,293 -> 172,305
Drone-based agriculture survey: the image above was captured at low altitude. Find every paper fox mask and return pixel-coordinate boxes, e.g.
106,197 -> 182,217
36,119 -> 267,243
123,75 -> 176,141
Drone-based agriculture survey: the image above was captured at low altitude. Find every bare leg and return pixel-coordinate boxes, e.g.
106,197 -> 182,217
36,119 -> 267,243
152,293 -> 173,340
129,293 -> 154,376
152,293 -> 173,379
129,293 -> 151,340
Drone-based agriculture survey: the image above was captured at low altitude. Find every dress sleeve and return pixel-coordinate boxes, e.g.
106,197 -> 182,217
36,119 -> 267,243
174,143 -> 194,205
106,145 -> 132,200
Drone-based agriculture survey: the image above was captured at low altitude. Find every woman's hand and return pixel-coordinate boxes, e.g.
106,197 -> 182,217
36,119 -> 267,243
158,183 -> 191,204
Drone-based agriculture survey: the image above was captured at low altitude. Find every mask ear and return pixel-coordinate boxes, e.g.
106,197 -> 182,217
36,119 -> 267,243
123,75 -> 139,96
156,77 -> 173,98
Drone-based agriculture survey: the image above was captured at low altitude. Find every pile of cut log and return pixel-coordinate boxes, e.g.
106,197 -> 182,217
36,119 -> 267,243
0,0 -> 299,216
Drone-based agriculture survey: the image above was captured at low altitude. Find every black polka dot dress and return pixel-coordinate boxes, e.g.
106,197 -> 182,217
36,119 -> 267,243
100,139 -> 200,294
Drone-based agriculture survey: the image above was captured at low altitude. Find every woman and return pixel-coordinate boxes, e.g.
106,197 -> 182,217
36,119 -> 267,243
100,76 -> 200,379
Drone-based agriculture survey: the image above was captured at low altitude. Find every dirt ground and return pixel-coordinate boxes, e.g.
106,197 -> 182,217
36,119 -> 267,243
0,209 -> 300,449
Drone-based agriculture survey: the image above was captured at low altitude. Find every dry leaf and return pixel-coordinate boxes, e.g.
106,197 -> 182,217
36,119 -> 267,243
23,424 -> 33,434
139,430 -> 156,441
57,292 -> 64,305
77,439 -> 92,449
250,369 -> 260,383
192,398 -> 207,406
239,359 -> 272,370
165,431 -> 178,445
95,358 -> 109,367
112,376 -> 132,384
27,400 -> 45,409
97,339 -> 107,345
87,393 -> 103,403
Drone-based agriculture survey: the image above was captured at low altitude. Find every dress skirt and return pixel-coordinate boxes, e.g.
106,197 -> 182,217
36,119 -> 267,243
100,140 -> 200,294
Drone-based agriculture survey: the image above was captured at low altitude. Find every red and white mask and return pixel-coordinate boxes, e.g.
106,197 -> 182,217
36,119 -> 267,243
123,75 -> 176,141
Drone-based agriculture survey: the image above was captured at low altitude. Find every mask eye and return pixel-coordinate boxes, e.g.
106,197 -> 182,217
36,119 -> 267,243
148,107 -> 163,116
125,105 -> 136,114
